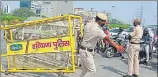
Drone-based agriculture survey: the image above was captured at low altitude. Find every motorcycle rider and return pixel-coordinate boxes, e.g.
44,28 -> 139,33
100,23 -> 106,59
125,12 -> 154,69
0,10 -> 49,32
117,27 -> 125,59
142,28 -> 152,65
153,29 -> 158,52
148,28 -> 154,59
154,29 -> 158,66
102,25 -> 110,52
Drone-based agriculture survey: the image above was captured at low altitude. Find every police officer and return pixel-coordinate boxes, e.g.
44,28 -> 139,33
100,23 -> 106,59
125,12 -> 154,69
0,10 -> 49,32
123,18 -> 143,77
79,13 -> 124,77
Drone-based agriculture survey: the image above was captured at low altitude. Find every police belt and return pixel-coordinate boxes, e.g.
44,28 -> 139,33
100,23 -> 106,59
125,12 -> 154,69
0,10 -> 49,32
130,42 -> 141,44
80,46 -> 93,52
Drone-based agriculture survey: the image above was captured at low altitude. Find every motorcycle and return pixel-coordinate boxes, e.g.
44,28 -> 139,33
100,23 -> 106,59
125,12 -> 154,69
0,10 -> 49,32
104,36 -> 128,58
95,39 -> 105,54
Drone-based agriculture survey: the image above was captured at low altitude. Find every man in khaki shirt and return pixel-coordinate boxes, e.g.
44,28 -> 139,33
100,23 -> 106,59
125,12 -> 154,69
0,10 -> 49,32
79,13 -> 124,77
123,18 -> 143,77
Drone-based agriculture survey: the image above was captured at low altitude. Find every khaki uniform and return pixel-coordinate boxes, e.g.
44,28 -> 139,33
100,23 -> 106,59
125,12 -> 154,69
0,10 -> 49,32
79,22 -> 106,77
127,25 -> 143,75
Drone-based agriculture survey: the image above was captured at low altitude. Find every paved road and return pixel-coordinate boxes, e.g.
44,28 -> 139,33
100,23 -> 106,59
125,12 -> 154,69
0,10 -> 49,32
1,52 -> 157,77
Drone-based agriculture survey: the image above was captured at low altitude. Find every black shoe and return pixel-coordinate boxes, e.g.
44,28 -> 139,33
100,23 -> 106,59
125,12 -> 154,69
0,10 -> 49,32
121,56 -> 125,59
145,61 -> 149,66
132,74 -> 139,77
123,75 -> 132,77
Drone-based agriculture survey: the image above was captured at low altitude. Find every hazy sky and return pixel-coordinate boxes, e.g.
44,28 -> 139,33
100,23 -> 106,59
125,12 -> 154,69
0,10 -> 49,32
2,1 -> 157,25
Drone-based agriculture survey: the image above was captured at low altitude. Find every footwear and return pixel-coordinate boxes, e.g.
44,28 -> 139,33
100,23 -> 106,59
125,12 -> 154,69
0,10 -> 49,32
132,74 -> 139,77
145,61 -> 149,66
123,75 -> 132,77
121,56 -> 125,59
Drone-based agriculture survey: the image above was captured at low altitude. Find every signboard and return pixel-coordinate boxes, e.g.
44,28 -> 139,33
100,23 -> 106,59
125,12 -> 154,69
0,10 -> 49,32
7,36 -> 75,55
10,44 -> 23,51
27,36 -> 75,53
31,39 -> 70,50
7,42 -> 27,55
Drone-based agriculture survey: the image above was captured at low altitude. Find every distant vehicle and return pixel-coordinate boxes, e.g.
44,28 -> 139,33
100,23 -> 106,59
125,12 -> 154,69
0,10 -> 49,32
110,28 -> 127,38
125,26 -> 134,35
110,28 -> 119,37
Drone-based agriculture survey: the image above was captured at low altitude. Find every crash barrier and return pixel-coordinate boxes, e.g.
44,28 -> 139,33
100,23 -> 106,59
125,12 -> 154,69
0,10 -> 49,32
1,14 -> 83,76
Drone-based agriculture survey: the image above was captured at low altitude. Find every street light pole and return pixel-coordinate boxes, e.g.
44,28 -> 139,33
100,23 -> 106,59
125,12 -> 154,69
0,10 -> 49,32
91,8 -> 94,12
111,5 -> 115,18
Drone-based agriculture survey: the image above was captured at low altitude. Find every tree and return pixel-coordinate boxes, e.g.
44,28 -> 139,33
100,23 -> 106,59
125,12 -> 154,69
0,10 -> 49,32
109,24 -> 130,29
110,18 -> 123,24
41,15 -> 47,18
1,14 -> 24,25
12,8 -> 36,18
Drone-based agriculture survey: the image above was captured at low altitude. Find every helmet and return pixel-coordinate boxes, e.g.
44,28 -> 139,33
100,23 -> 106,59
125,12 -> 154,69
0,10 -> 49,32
144,28 -> 149,33
143,28 -> 149,36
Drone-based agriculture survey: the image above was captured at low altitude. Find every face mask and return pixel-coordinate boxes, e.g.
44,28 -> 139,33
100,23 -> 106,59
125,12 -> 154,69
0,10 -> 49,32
100,24 -> 105,27
133,23 -> 136,26
100,21 -> 106,27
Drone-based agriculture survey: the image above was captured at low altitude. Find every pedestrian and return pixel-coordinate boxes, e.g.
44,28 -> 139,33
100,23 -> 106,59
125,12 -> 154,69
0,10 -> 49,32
123,18 -> 143,77
79,13 -> 124,77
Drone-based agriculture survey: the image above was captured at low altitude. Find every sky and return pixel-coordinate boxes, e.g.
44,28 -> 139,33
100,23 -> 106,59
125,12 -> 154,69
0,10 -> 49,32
1,1 -> 157,25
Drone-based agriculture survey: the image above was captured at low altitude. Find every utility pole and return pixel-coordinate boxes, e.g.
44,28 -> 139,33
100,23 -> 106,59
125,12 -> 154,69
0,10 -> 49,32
136,5 -> 144,25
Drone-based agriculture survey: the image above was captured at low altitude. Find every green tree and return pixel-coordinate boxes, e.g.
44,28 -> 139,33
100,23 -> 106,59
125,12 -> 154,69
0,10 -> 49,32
12,8 -> 36,19
1,14 -> 24,25
110,18 -> 124,24
109,24 -> 130,29
41,15 -> 47,18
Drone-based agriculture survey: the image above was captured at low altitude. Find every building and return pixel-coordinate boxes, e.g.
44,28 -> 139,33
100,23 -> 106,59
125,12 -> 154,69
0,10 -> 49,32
31,1 -> 42,16
86,11 -> 97,18
20,0 -> 31,8
0,0 -> 2,10
74,8 -> 97,17
74,8 -> 98,23
74,8 -> 85,15
30,1 -> 73,17
40,1 -> 73,17
2,4 -> 10,14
